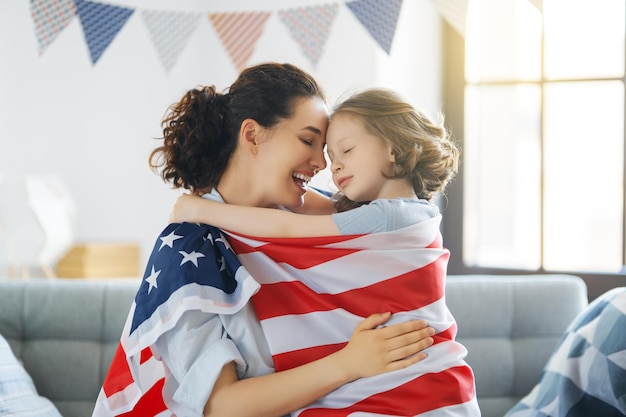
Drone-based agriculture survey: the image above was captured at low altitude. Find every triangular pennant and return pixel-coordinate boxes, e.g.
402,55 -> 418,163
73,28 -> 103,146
278,4 -> 338,68
74,0 -> 134,64
209,12 -> 271,71
431,0 -> 468,37
141,10 -> 200,74
346,0 -> 402,54
528,0 -> 543,12
30,0 -> 77,56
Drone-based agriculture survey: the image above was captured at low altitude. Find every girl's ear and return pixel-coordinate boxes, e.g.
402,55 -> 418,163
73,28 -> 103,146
240,119 -> 260,155
387,144 -> 396,163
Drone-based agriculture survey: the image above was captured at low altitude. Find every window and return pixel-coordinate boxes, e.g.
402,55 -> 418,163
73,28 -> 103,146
442,0 -> 626,296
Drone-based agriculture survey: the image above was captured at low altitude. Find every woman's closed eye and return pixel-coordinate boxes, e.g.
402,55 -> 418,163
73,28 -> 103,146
299,138 -> 313,146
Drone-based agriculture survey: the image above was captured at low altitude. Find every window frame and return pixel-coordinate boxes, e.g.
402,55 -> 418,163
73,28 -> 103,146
440,21 -> 626,301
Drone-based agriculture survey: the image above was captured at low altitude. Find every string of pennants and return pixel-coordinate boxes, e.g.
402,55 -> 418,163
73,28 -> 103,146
30,0 -> 404,73
30,0 -> 542,74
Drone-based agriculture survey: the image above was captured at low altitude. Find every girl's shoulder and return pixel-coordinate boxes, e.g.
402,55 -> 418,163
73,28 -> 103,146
370,197 -> 437,211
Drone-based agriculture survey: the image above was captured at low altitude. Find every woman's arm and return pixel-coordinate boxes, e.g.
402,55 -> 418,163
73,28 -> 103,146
204,313 -> 435,417
170,193 -> 340,237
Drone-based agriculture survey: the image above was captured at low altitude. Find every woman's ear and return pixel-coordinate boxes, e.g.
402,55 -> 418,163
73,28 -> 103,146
240,119 -> 260,155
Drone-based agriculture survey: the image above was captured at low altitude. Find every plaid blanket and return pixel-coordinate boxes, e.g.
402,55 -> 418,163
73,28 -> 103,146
506,287 -> 626,417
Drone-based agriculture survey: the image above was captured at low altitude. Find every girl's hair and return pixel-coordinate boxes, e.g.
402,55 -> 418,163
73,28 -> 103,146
149,62 -> 325,192
331,88 -> 459,212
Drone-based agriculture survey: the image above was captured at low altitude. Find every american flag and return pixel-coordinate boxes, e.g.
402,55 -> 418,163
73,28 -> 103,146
92,222 -> 260,416
228,215 -> 480,416
93,217 -> 479,416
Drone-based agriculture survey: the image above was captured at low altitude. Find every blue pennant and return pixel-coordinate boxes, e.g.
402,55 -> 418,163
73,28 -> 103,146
346,0 -> 403,54
74,0 -> 134,64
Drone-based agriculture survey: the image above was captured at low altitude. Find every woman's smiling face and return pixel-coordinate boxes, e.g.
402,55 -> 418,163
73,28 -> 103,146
254,96 -> 329,209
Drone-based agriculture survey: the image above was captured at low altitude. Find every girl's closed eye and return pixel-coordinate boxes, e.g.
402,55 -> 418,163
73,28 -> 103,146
343,147 -> 354,154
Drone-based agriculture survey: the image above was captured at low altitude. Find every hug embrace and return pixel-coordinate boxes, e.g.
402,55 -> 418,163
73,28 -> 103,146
92,62 -> 480,417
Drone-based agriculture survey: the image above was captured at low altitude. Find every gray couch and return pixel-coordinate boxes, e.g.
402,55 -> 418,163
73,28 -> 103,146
0,274 -> 588,417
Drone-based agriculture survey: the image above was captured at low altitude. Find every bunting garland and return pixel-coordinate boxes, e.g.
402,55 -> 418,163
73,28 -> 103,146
29,0 -> 540,73
346,0 -> 402,54
74,0 -> 134,64
142,11 -> 200,74
30,0 -> 76,56
29,0 -> 405,73
278,5 -> 339,68
209,12 -> 272,71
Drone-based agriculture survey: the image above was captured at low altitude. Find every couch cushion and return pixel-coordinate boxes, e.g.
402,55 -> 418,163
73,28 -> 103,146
0,279 -> 139,417
0,332 -> 62,416
446,274 -> 588,417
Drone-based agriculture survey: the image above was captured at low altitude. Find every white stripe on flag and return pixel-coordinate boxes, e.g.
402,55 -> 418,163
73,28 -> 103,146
238,246 -> 446,292
262,297 -> 453,354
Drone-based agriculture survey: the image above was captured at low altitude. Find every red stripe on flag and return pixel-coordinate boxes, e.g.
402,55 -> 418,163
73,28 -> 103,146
433,322 -> 457,343
118,377 -> 167,417
102,343 -> 134,397
298,365 -> 476,417
102,343 -> 167,415
227,233 -> 360,269
252,254 -> 449,320
274,342 -> 347,372
139,347 -> 153,364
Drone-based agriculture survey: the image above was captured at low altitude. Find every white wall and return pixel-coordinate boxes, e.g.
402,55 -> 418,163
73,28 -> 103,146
0,0 -> 442,269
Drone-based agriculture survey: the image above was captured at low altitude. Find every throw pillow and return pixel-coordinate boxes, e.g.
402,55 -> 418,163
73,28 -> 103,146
505,287 -> 626,417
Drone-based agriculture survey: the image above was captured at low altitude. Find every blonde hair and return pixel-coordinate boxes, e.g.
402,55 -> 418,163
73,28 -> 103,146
331,88 -> 459,212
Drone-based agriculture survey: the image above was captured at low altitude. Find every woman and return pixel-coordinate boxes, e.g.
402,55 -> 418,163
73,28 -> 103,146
93,63 -> 435,417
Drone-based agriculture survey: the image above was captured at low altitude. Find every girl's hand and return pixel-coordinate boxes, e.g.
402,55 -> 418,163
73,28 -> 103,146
335,313 -> 435,381
170,193 -> 203,224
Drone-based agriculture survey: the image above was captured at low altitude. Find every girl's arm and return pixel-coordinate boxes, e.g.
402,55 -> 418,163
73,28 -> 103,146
170,193 -> 340,237
291,187 -> 336,215
204,313 -> 435,417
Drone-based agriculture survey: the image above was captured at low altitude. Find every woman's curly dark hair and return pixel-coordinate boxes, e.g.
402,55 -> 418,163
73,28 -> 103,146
149,63 -> 325,192
331,88 -> 459,212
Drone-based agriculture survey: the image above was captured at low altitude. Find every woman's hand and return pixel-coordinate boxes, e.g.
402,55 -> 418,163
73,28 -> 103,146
203,313 -> 434,417
170,193 -> 204,224
335,313 -> 435,381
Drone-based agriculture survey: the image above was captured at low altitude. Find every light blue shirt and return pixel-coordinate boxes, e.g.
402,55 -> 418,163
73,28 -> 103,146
332,198 -> 440,234
153,189 -> 274,416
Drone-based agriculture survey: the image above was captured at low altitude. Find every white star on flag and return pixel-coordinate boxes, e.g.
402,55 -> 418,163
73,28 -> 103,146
217,256 -> 226,273
179,250 -> 205,267
159,230 -> 183,250
145,265 -> 161,294
215,235 -> 232,250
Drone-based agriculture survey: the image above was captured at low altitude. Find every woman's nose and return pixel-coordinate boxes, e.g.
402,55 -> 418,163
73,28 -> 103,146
313,148 -> 327,171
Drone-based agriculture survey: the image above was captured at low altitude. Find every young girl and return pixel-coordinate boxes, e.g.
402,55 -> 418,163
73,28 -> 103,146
170,88 -> 480,416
